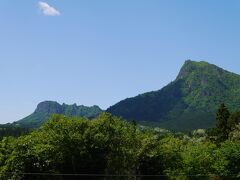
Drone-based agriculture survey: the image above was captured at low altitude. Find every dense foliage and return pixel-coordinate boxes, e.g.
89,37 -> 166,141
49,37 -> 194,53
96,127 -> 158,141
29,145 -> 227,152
0,123 -> 30,139
107,60 -> 240,131
207,104 -> 240,143
0,111 -> 239,180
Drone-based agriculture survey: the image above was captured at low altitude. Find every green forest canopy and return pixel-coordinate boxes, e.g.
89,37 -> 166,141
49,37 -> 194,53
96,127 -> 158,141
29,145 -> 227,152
0,105 -> 239,179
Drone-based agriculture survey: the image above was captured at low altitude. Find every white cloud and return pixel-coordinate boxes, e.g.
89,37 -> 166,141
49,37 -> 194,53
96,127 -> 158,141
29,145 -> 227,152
38,1 -> 60,16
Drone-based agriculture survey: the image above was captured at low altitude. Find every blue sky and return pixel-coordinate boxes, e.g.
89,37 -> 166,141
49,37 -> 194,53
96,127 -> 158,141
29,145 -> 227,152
1,0 -> 240,123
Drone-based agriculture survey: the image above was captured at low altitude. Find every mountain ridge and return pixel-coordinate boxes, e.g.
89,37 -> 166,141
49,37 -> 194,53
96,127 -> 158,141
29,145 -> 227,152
16,101 -> 103,128
12,60 -> 240,131
107,60 -> 240,130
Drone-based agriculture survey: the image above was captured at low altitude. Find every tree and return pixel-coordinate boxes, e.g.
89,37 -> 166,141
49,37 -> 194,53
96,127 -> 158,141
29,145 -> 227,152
0,113 -> 140,179
227,111 -> 240,131
215,103 -> 230,142
136,131 -> 165,178
228,124 -> 240,142
220,140 -> 240,177
182,141 -> 228,178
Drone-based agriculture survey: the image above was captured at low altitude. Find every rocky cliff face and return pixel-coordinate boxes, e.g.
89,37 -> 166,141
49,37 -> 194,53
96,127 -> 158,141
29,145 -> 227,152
17,101 -> 103,128
35,101 -> 63,114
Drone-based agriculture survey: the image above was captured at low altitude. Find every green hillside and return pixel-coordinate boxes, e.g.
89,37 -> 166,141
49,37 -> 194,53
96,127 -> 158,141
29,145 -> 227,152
107,60 -> 240,131
16,101 -> 103,128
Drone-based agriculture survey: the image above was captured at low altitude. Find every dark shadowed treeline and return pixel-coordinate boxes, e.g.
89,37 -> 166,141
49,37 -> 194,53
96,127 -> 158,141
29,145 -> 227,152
0,123 -> 30,138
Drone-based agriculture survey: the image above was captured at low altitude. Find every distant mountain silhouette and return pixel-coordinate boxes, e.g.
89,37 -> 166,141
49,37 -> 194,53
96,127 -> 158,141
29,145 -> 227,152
17,101 -> 102,128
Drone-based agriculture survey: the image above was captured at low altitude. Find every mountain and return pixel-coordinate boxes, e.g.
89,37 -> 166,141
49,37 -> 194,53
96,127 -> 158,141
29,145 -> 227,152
107,60 -> 240,131
17,101 -> 103,128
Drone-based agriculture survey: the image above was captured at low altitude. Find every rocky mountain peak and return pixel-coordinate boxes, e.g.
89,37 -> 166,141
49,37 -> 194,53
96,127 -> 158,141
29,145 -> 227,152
35,101 -> 63,114
177,60 -> 208,79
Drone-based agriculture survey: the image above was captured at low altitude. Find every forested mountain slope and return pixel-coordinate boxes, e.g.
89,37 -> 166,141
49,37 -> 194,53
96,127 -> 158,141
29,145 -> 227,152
107,60 -> 240,130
